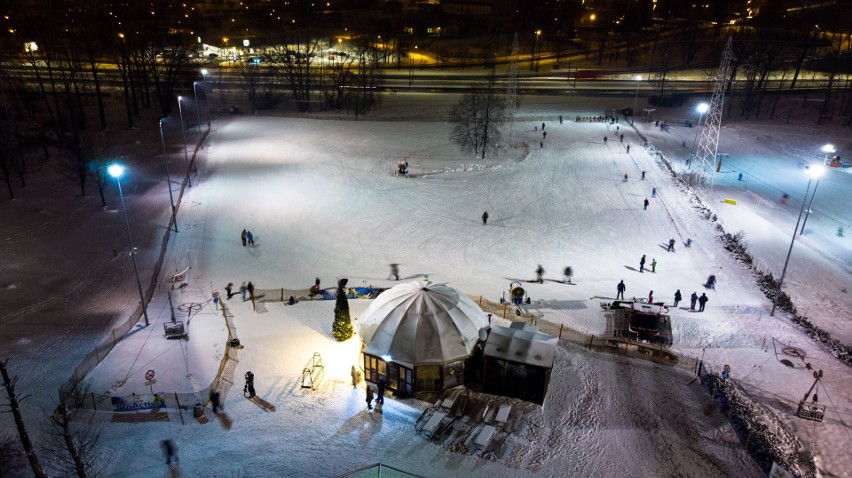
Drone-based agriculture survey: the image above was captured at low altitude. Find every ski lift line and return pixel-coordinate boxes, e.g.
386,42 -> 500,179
121,299 -> 172,381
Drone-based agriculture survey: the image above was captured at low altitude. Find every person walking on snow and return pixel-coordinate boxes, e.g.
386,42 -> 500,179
160,439 -> 178,466
482,211 -> 489,225
652,187 -> 657,197
705,275 -> 717,289
377,377 -> 386,404
643,198 -> 649,210
247,230 -> 254,245
535,265 -> 545,283
673,289 -> 682,307
241,229 -> 248,246
543,131 -> 547,139
698,293 -> 709,312
244,371 -> 256,398
639,255 -> 646,273
365,386 -> 374,410
351,366 -> 359,388
616,280 -> 626,300
651,258 -> 657,273
542,122 -> 545,130
623,173 -> 628,182
604,136 -> 608,144
209,389 -> 222,414
641,171 -> 646,180
564,266 -> 573,284
648,290 -> 654,304
668,238 -> 675,252
690,291 -> 699,310
240,282 -> 247,301
225,282 -> 234,299
246,281 -> 255,301
626,145 -> 630,153
389,263 -> 400,280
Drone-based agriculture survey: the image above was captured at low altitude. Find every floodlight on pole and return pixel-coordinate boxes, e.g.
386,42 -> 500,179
108,164 -> 150,327
771,164 -> 825,316
688,102 -> 710,167
192,82 -> 202,129
799,164 -> 825,235
177,96 -> 192,187
158,118 -> 178,233
821,143 -> 835,165
631,75 -> 642,126
200,69 -> 211,128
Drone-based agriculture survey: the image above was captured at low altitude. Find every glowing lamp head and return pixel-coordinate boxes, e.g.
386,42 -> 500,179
107,164 -> 125,178
177,95 -> 183,101
201,68 -> 208,76
821,144 -> 835,154
806,164 -> 825,178
697,103 -> 710,114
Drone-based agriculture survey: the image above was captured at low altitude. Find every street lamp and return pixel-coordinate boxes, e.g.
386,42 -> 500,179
192,81 -> 202,129
821,143 -> 835,165
771,164 -> 825,316
688,102 -> 710,166
631,75 -> 642,126
176,96 -> 192,187
531,29 -> 541,71
108,164 -> 150,327
799,164 -> 825,235
200,69 -> 211,128
408,45 -> 417,86
158,117 -> 178,233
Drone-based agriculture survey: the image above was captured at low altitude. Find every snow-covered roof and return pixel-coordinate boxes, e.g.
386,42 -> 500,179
484,323 -> 557,369
356,281 -> 490,365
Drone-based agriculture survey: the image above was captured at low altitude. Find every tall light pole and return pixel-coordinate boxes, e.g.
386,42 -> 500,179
688,102 -> 710,166
799,164 -> 825,235
821,143 -> 835,165
530,29 -> 541,71
408,45 -> 417,86
158,118 -> 178,233
192,82 -> 202,129
771,164 -> 825,316
200,69 -> 211,128
631,75 -> 642,125
108,164 -> 149,327
177,96 -> 192,187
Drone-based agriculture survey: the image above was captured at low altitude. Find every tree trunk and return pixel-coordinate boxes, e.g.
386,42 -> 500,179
0,361 -> 47,478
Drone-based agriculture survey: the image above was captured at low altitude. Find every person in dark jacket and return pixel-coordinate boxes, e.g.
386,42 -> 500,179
668,239 -> 675,252
648,290 -> 654,304
698,293 -> 709,312
246,281 -> 255,301
690,291 -> 699,310
643,198 -> 650,210
209,389 -> 222,414
241,229 -> 247,246
482,211 -> 489,225
673,289 -> 682,307
365,386 -> 374,410
535,265 -> 545,283
244,371 -> 256,398
616,280 -> 626,300
160,439 -> 178,465
225,282 -> 234,299
639,255 -> 646,273
377,377 -> 386,404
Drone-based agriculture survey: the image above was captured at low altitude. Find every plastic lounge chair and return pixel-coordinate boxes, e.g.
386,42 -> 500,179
421,410 -> 448,437
495,403 -> 512,427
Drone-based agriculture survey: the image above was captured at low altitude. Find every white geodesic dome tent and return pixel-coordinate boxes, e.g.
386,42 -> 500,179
358,281 -> 489,364
356,281 -> 490,394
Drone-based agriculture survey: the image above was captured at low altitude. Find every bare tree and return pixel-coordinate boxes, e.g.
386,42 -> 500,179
449,78 -> 507,160
41,403 -> 107,478
0,359 -> 47,477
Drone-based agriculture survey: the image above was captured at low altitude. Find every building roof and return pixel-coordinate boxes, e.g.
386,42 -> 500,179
357,281 -> 490,365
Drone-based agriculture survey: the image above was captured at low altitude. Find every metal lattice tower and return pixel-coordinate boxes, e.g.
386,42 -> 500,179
506,33 -> 519,146
694,37 -> 734,186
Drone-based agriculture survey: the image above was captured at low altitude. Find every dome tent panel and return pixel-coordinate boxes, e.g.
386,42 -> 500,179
357,281 -> 489,365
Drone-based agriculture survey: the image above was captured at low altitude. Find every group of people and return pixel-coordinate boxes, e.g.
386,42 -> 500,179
240,229 -> 255,246
532,265 -> 574,284
365,377 -> 386,411
224,281 -> 254,302
617,282 -> 709,312
638,255 -> 657,273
